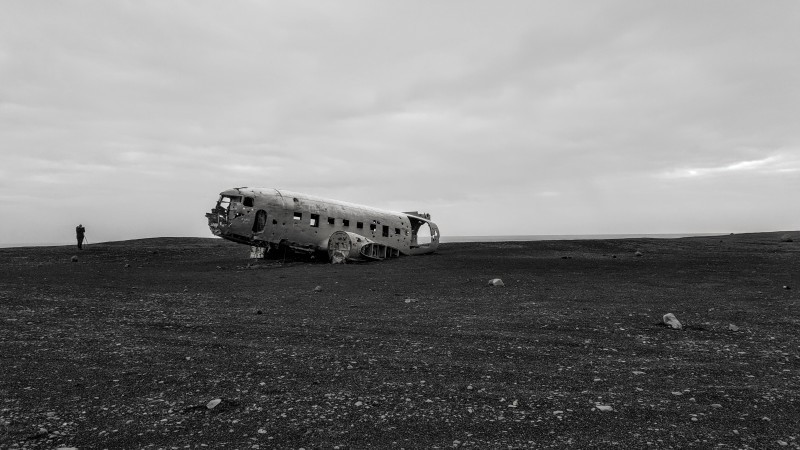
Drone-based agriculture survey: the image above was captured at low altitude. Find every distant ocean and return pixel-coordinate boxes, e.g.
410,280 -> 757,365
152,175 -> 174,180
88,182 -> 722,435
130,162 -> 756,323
440,233 -> 724,243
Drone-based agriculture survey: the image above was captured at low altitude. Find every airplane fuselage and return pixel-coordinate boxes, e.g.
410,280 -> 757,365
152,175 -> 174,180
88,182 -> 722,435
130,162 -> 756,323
206,188 -> 440,261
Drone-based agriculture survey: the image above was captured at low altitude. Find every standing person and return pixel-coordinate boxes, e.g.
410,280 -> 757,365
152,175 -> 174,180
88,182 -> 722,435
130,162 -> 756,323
76,224 -> 86,250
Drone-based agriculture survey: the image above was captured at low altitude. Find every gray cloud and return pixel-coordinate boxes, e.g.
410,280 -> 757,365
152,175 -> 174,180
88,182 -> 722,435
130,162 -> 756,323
1,1 -> 798,245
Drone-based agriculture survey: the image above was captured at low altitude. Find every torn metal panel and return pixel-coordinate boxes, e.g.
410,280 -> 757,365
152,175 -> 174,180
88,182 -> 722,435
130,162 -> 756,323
207,188 -> 439,262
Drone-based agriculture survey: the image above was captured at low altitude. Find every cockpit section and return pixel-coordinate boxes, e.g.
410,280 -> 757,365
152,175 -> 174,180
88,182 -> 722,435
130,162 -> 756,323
205,189 -> 257,241
206,194 -> 238,230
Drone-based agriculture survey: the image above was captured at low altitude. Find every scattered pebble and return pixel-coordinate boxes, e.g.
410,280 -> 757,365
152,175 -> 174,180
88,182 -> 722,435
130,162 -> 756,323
313,285 -> 323,292
71,256 -> 78,262
207,398 -> 222,410
595,405 -> 613,412
404,298 -> 418,303
487,278 -> 504,286
728,324 -> 739,332
663,313 -> 682,329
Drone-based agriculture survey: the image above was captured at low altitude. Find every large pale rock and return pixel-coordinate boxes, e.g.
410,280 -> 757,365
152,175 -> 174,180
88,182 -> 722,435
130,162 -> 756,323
663,313 -> 682,329
207,398 -> 222,410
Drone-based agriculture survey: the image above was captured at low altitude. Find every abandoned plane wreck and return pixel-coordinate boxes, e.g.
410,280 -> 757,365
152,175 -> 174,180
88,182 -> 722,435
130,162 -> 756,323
206,188 -> 440,263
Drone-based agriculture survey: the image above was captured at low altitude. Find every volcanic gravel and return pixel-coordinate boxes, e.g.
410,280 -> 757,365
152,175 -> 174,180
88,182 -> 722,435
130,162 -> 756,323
1,232 -> 799,449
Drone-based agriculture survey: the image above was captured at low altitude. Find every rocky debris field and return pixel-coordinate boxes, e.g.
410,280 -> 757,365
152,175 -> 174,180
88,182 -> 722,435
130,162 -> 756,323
1,232 -> 799,449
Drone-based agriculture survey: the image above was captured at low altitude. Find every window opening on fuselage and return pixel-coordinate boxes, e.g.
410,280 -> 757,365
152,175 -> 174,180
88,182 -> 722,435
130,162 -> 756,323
370,223 -> 377,231
293,212 -> 302,221
243,197 -> 254,207
343,219 -> 350,227
253,210 -> 267,233
217,196 -> 231,213
328,217 -> 335,225
382,225 -> 389,237
217,195 -> 242,220
356,222 -> 363,229
395,228 -> 401,235
310,214 -> 320,227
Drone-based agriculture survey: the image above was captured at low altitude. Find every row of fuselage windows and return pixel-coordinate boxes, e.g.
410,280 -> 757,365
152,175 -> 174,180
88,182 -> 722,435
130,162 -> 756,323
292,212 -> 405,237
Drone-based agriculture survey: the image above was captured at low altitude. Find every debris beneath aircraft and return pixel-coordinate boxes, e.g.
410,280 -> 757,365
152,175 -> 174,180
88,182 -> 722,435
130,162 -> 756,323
249,246 -> 265,259
206,188 -> 439,263
488,278 -> 505,286
662,313 -> 682,329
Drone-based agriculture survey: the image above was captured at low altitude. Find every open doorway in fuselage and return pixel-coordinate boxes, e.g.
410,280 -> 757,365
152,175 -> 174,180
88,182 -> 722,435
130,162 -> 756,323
253,210 -> 267,233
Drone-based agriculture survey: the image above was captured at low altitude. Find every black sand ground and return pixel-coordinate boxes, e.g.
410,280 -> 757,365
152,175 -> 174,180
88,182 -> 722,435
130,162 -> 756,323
1,232 -> 799,449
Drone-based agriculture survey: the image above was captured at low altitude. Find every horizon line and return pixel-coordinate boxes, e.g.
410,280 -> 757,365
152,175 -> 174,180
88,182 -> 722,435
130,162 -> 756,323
4,231 -> 796,249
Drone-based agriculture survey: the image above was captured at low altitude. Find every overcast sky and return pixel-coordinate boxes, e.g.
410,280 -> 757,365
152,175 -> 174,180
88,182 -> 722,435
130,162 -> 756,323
1,1 -> 798,246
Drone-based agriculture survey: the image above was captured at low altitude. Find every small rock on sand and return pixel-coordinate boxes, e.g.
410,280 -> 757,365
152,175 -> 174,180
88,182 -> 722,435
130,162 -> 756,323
728,324 -> 739,332
313,285 -> 323,292
207,398 -> 222,409
663,313 -> 682,329
596,405 -> 613,412
71,256 -> 78,262
488,278 -> 504,286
